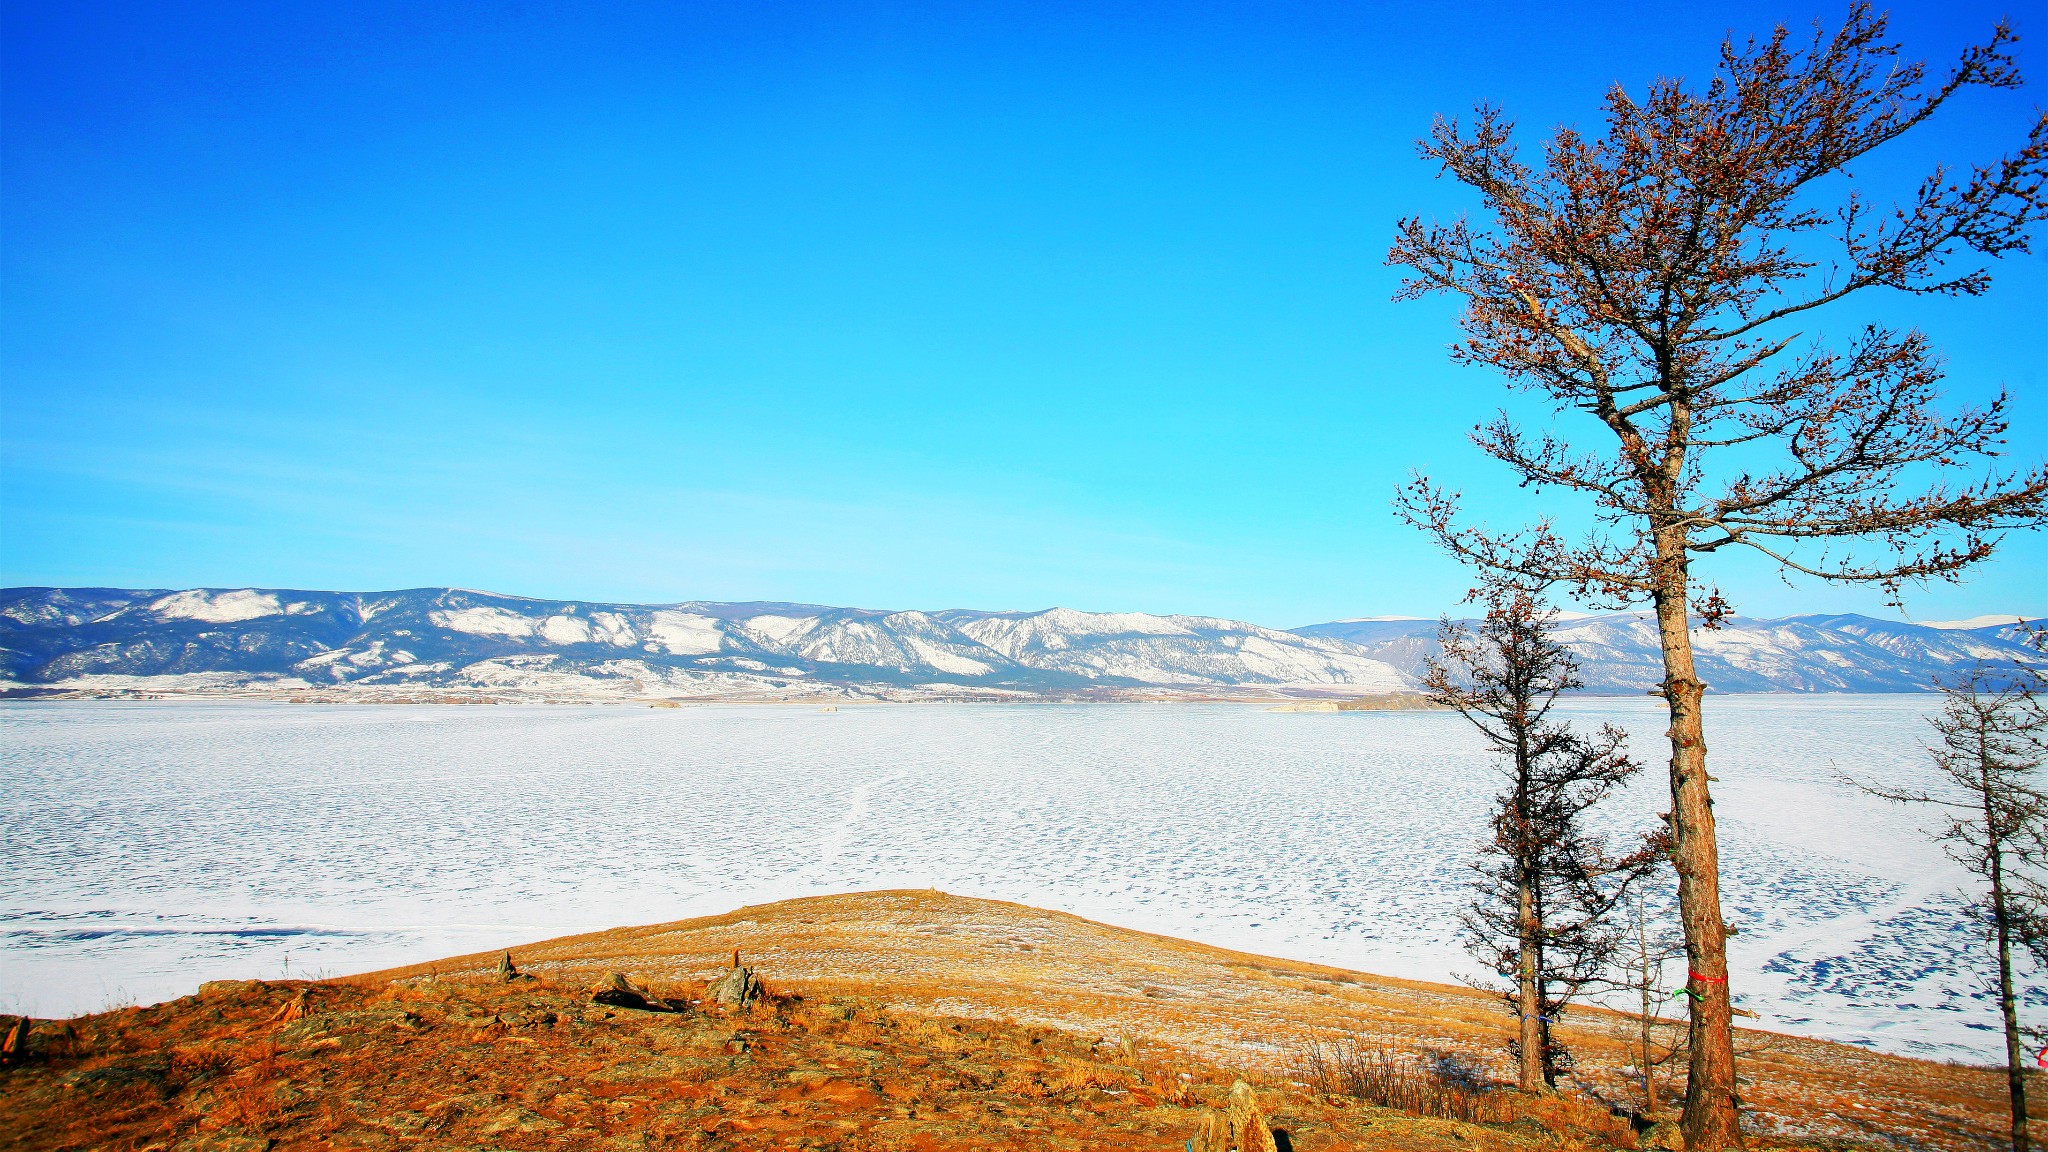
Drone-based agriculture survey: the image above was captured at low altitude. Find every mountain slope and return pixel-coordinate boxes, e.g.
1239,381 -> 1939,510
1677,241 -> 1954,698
0,587 -> 1407,701
1294,612 -> 2045,694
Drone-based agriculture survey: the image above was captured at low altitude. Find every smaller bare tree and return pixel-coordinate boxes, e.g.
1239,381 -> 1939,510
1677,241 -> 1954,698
1852,656 -> 2048,1152
1606,889 -> 1688,1119
1425,586 -> 1664,1092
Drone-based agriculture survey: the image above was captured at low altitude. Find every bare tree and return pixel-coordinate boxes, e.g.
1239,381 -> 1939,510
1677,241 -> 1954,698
1388,7 -> 2048,1143
1853,663 -> 2048,1152
1425,587 -> 1662,1092
1607,889 -> 1688,1119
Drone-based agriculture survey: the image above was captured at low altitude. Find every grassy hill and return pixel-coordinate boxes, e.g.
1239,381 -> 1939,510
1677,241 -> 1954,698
3,891 -> 2025,1149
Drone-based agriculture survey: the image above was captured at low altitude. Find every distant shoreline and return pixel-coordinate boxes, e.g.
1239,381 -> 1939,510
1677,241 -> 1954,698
0,685 -> 1945,705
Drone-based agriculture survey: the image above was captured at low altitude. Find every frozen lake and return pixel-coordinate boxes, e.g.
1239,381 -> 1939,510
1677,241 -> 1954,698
0,697 -> 2030,1062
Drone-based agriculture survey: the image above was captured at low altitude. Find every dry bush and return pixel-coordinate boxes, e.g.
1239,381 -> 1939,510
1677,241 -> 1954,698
1054,1057 -> 1134,1093
168,1040 -> 237,1079
1515,1092 -> 1637,1144
1110,1031 -> 1145,1064
1290,1033 -> 1521,1123
1141,1062 -> 1197,1106
1292,1032 -> 1638,1141
901,1016 -> 949,1044
215,1074 -> 286,1128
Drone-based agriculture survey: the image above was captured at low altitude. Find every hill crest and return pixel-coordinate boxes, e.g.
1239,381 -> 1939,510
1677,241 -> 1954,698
0,890 -> 2015,1150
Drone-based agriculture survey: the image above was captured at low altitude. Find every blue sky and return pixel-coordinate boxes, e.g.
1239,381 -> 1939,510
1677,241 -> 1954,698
3,1 -> 2042,627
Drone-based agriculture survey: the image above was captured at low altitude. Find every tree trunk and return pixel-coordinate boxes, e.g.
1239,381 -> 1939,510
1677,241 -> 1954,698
1640,988 -> 1658,1114
1638,913 -> 1659,1115
1518,876 -> 1544,1092
1651,536 -> 1742,1148
1989,832 -> 2029,1152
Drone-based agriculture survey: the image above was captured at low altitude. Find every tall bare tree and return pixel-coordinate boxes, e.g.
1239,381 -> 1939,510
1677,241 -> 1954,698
1388,7 -> 2048,1143
1856,662 -> 2048,1152
1425,588 -> 1661,1092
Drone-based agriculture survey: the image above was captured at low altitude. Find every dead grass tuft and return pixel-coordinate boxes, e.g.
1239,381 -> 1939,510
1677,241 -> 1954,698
1291,1032 -> 1520,1123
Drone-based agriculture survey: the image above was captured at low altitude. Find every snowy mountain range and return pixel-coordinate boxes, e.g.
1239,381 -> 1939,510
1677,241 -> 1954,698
0,587 -> 1407,701
1298,612 -> 2044,694
0,586 -> 2037,701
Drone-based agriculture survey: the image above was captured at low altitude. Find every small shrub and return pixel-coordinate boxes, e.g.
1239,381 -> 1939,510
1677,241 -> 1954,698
1142,1063 -> 1195,1106
1290,1034 -> 1520,1123
169,1040 -> 237,1078
1055,1057 -> 1133,1092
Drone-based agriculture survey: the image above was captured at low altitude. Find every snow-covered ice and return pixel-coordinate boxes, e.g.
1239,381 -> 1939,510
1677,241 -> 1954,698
0,696 -> 2033,1062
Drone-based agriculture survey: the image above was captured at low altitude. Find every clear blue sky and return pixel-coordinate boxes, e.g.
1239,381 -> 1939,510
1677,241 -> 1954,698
3,1 -> 2042,627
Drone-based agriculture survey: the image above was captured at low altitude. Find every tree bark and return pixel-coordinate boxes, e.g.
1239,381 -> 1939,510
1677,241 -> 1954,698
1651,536 -> 1743,1148
1518,876 -> 1545,1092
1987,803 -> 2030,1152
1638,913 -> 1660,1115
1641,992 -> 1658,1114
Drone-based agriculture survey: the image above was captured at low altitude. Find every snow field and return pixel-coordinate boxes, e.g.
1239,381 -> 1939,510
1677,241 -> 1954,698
0,697 -> 2031,1062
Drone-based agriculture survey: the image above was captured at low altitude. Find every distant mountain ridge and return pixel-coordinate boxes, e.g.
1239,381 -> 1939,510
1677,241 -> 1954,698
0,586 -> 1407,701
1296,611 -> 2045,695
0,586 -> 2036,701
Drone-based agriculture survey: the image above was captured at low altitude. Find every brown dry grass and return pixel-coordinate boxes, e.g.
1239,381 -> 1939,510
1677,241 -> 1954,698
358,889 -> 2027,1144
2,889 -> 2032,1149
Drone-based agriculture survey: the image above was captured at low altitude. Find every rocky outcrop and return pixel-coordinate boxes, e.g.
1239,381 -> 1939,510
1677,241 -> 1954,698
496,951 -> 538,982
706,951 -> 764,1008
589,971 -> 687,1013
0,1017 -> 27,1069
